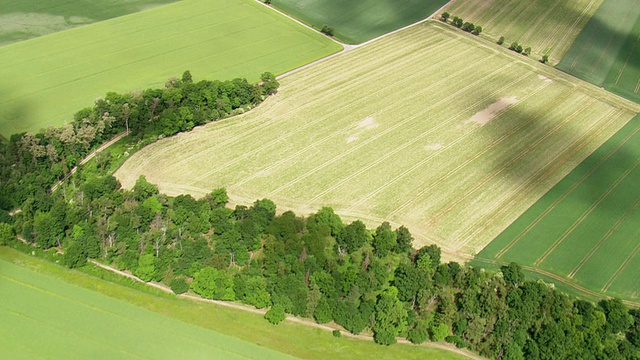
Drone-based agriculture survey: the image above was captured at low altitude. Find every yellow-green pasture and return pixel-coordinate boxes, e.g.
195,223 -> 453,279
115,22 -> 640,258
0,256 -> 293,360
0,0 -> 341,138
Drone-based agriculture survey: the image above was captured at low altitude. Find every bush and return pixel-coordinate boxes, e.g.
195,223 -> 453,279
408,327 -> 428,344
497,36 -> 505,45
321,25 -> 334,37
441,12 -> 450,22
265,303 -> 286,325
541,54 -> 549,63
63,243 -> 87,269
430,323 -> 450,342
170,278 -> 190,294
332,330 -> 341,337
461,22 -> 475,32
0,222 -> 15,245
445,335 -> 467,348
472,26 -> 482,35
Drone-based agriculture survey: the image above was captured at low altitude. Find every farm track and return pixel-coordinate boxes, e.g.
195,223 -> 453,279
88,260 -> 482,359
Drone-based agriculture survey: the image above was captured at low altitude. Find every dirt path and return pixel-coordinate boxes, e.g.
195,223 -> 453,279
50,131 -> 127,193
87,259 -> 481,359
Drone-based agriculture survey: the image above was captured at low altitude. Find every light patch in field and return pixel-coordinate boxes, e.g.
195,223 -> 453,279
358,117 -> 378,129
0,13 -> 91,37
347,135 -> 359,143
538,74 -> 552,83
424,144 -> 443,150
466,97 -> 518,125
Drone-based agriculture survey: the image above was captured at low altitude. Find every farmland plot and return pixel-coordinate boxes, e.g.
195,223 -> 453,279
475,115 -> 640,303
270,0 -> 449,44
0,0 -> 176,45
0,258 -> 294,360
116,22 -> 640,258
0,0 -> 341,138
444,0 -> 604,63
557,0 -> 640,103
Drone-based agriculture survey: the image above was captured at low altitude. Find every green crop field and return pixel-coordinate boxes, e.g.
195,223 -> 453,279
474,114 -> 640,304
558,0 -> 640,103
0,0 -> 341,138
444,0 -> 603,64
115,21 -> 640,259
270,0 -> 449,44
0,0 -> 176,45
0,248 -> 468,360
0,256 -> 293,359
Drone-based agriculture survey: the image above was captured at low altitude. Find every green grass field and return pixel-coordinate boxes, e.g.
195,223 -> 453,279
605,13 -> 640,103
115,21 -> 640,259
270,0 -> 449,44
0,0 -> 341,138
0,0 -> 176,45
0,256 -> 293,359
444,0 -> 603,64
474,114 -> 640,304
557,0 -> 640,103
0,247 -> 468,360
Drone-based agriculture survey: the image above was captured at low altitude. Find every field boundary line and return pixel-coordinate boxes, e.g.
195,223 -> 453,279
386,74 -> 560,219
149,34 -> 438,178
568,199 -> 640,279
493,122 -> 640,259
429,86 -> 587,230
601,240 -> 640,293
472,257 -> 640,308
533,157 -> 640,267
457,107 -> 628,252
449,95 -> 606,250
51,131 -> 127,193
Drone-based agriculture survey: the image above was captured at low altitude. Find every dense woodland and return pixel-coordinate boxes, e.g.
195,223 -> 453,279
0,72 -> 638,360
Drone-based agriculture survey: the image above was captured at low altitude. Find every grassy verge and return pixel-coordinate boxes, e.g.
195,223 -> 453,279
0,246 -> 469,359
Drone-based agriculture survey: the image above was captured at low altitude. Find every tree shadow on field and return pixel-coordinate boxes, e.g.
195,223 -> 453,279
474,69 -> 640,225
0,86 -> 34,139
549,2 -> 640,93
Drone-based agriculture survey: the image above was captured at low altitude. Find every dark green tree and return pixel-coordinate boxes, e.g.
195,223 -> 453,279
265,303 -> 286,324
372,222 -> 396,257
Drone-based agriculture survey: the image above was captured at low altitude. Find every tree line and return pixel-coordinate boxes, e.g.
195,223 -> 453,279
0,70 -> 279,217
441,13 -> 550,64
0,72 -> 638,359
